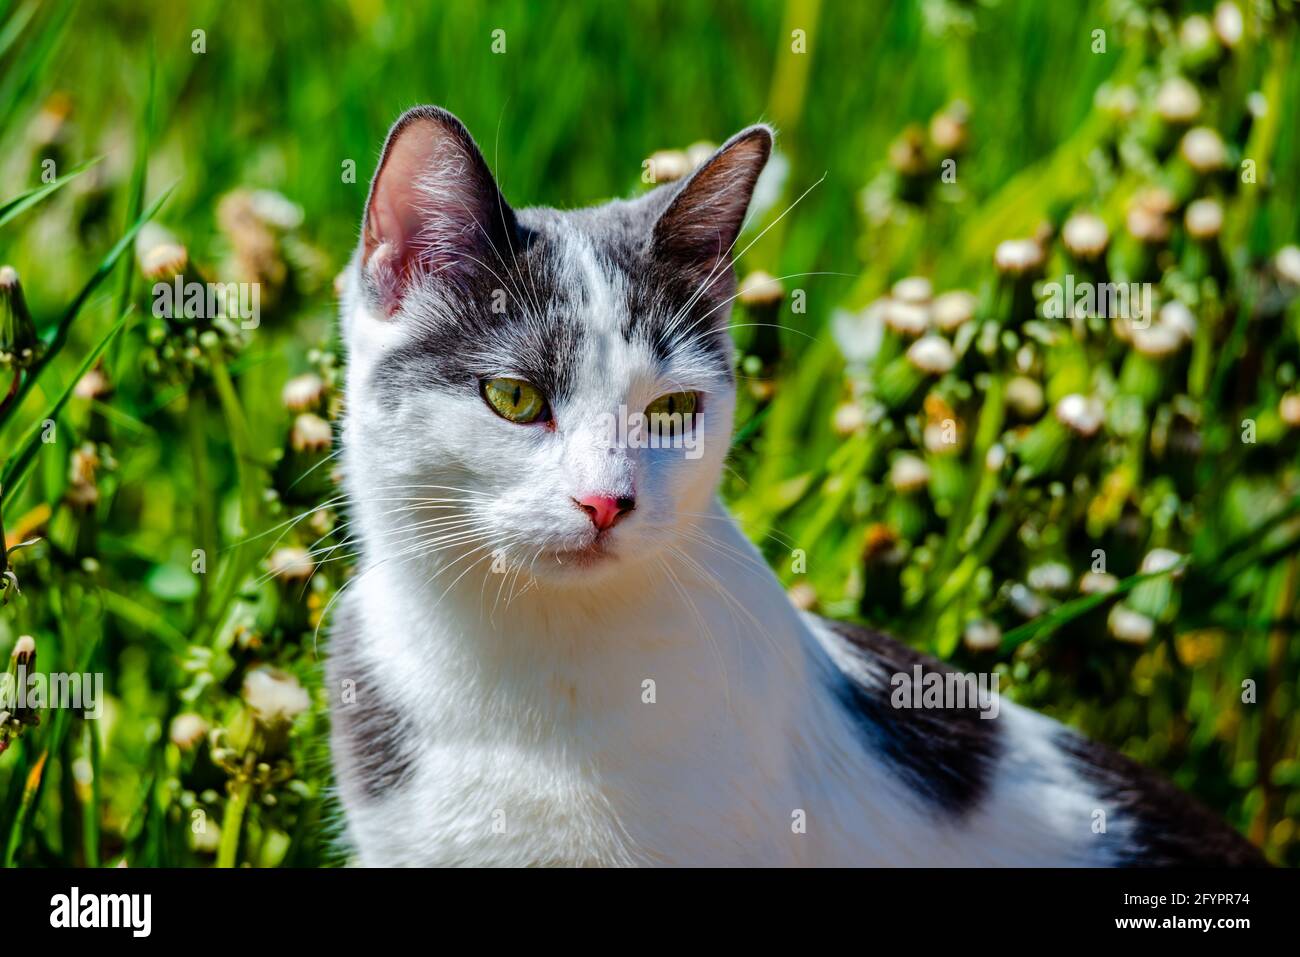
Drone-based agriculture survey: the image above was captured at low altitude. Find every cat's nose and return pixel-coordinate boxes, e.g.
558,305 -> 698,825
574,494 -> 635,531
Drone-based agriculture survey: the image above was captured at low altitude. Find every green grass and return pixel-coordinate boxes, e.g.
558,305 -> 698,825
1,0 -> 1298,866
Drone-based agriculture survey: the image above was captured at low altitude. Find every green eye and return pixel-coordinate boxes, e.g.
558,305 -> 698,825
644,391 -> 699,421
482,377 -> 549,424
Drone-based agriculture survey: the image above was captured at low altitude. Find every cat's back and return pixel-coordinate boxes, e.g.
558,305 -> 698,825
808,615 -> 1266,867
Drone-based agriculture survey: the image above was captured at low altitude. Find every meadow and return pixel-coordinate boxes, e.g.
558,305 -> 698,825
1,0 -> 1298,866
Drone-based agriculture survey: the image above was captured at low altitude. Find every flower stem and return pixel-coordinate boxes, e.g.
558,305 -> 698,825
216,773 -> 252,868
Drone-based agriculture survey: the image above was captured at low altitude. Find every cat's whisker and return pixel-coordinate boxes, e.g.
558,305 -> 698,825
355,483 -> 494,498
300,505 -> 482,562
283,445 -> 344,493
676,510 -> 798,552
659,173 -> 827,343
427,538 -> 521,614
664,538 -> 762,631
677,524 -> 773,578
313,519 -> 510,657
292,515 -> 498,582
666,535 -> 805,676
667,270 -> 849,354
509,544 -> 547,606
310,530 -> 476,658
488,547 -> 527,626
232,493 -> 352,554
306,520 -> 490,571
325,502 -> 479,537
655,551 -> 733,713
489,106 -> 544,322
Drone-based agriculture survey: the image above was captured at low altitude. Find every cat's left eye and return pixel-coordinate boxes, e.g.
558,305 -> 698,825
642,390 -> 696,434
644,391 -> 699,426
482,377 -> 550,424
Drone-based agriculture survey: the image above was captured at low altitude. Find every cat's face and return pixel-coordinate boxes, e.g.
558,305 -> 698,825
340,106 -> 770,585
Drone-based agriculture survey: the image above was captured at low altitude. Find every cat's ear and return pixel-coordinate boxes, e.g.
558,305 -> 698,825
651,125 -> 772,293
361,106 -> 517,314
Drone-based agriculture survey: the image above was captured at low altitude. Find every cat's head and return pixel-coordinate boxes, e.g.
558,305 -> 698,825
340,106 -> 770,585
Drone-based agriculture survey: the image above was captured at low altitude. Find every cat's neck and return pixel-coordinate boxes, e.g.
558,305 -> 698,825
349,496 -> 813,726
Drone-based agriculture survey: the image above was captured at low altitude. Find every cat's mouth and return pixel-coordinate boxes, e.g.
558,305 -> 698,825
550,536 -> 614,568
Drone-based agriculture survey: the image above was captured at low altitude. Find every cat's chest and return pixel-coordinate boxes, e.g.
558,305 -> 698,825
345,700 -> 808,866
337,589 -> 814,865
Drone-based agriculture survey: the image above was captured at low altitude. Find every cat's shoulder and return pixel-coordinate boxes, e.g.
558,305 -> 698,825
806,614 -> 1004,817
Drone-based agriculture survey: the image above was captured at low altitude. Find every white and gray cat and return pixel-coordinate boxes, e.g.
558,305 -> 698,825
327,105 -> 1263,867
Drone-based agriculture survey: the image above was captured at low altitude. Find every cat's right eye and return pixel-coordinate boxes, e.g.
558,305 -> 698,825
481,377 -> 550,424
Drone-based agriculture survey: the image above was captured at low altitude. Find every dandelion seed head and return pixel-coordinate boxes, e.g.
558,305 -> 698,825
291,413 -> 333,453
1062,212 -> 1110,259
738,270 -> 785,307
962,620 -> 1002,653
1155,76 -> 1202,124
994,238 -> 1045,276
906,335 -> 956,374
1141,548 -> 1183,576
889,454 -> 931,494
282,373 -> 327,412
242,667 -> 311,723
884,299 -> 931,337
1275,245 -> 1300,286
268,546 -> 316,584
1184,197 -> 1223,239
1079,571 -> 1119,595
1213,2 -> 1244,48
932,290 -> 976,332
1109,605 -> 1155,644
1180,127 -> 1227,173
892,276 -> 933,305
1279,393 -> 1300,428
1055,394 -> 1105,436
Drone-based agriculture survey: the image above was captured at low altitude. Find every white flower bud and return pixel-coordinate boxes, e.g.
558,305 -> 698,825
1054,394 -> 1105,436
1109,605 -> 1155,645
1062,213 -> 1110,259
889,454 -> 931,494
242,667 -> 311,724
891,276 -> 933,305
1155,77 -> 1202,124
931,290 -> 976,332
906,335 -> 956,375
962,620 -> 1002,653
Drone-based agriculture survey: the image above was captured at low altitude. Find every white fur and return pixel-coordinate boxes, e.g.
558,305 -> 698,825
331,249 -> 1121,867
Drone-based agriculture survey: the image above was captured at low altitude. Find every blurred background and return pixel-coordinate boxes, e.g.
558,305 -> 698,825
1,0 -> 1298,866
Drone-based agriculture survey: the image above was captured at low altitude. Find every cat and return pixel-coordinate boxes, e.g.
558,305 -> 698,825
327,105 -> 1264,867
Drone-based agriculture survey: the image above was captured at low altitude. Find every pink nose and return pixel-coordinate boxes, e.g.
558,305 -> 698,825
574,494 -> 635,531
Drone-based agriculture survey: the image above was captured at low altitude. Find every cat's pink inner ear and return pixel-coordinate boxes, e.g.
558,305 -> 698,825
652,125 -> 773,282
362,107 -> 515,314
363,118 -> 446,307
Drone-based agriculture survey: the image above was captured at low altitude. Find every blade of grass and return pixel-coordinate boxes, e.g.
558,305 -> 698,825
99,587 -> 190,653
3,750 -> 48,866
108,58 -> 155,371
999,559 -> 1190,652
0,1 -> 37,60
0,0 -> 74,144
0,307 -> 130,507
198,350 -> 267,646
3,626 -> 102,866
82,718 -> 101,867
0,156 -> 101,230
0,184 -> 173,435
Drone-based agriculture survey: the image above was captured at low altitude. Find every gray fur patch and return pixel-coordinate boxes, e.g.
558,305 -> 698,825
327,595 -> 417,801
367,185 -> 737,413
1056,729 -> 1267,866
819,617 -> 1003,817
